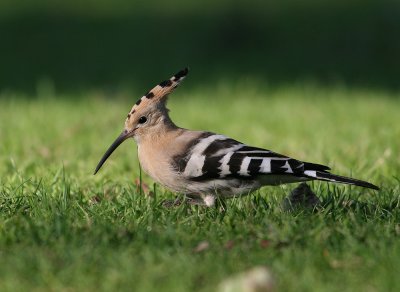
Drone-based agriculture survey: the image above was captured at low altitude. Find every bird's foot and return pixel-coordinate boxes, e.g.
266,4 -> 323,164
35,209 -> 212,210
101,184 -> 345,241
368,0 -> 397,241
162,194 -> 217,208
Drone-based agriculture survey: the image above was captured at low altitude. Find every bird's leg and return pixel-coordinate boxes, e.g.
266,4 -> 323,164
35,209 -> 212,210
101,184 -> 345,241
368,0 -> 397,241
199,194 -> 216,207
162,197 -> 185,208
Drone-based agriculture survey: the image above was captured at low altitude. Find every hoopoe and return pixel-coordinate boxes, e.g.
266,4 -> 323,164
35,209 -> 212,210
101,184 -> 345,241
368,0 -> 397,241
94,68 -> 379,206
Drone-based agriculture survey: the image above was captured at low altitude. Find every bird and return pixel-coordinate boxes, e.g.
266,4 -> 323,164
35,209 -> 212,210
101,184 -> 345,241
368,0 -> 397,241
94,68 -> 379,206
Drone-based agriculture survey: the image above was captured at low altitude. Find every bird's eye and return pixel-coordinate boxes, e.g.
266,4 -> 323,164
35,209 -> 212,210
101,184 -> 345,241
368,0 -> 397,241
138,116 -> 147,124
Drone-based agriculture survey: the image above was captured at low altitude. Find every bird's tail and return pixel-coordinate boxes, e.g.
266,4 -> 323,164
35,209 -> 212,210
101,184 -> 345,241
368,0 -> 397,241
303,170 -> 379,190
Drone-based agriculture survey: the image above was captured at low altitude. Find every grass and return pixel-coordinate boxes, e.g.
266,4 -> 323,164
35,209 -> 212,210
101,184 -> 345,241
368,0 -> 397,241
0,83 -> 399,291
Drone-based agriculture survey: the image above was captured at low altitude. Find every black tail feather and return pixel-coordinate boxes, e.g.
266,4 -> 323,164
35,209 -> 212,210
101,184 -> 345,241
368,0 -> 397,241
304,170 -> 379,190
303,162 -> 331,172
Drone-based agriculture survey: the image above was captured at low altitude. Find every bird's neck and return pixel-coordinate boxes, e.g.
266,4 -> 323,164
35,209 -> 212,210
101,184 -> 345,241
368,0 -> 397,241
135,110 -> 181,144
160,113 -> 178,131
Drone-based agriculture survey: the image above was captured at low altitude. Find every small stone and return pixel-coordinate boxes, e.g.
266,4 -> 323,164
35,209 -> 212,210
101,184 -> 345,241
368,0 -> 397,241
224,240 -> 235,250
259,239 -> 270,249
193,241 -> 210,253
218,266 -> 275,292
282,183 -> 321,211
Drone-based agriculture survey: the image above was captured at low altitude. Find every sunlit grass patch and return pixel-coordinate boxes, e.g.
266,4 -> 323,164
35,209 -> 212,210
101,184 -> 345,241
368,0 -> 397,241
0,84 -> 399,291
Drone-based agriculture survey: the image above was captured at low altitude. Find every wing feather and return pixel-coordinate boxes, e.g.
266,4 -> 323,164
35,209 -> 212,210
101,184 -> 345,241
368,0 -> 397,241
185,140 -> 306,181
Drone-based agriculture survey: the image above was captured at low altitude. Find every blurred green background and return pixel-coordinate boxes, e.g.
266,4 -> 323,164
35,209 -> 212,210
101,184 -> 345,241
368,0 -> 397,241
1,0 -> 399,94
1,2 -> 400,291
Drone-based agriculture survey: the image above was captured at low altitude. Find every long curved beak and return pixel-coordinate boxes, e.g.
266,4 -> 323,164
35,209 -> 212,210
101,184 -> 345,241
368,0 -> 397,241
94,130 -> 130,175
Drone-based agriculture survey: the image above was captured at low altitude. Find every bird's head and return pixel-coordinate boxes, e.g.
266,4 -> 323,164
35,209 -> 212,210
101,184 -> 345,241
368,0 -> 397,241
94,67 -> 189,174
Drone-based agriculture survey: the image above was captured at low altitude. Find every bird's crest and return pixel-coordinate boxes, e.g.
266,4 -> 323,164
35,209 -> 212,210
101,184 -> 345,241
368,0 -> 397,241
125,68 -> 189,121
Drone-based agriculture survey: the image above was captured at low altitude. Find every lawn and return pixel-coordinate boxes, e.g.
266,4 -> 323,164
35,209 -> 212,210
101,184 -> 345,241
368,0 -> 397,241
0,83 -> 399,291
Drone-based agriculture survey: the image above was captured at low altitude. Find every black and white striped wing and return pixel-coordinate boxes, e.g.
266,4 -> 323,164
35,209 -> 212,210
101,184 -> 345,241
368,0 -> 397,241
174,133 -> 328,182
